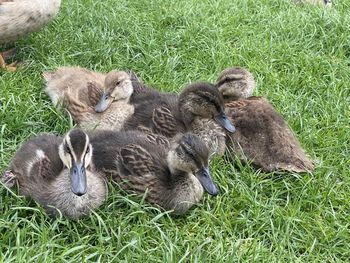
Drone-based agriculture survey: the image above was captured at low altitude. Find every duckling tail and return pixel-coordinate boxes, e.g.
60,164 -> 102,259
1,169 -> 17,188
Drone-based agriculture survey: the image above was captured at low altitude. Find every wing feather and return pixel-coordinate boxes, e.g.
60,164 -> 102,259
152,106 -> 178,137
119,144 -> 158,177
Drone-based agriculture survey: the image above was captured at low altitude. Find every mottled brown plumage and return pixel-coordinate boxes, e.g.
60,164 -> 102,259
1,129 -> 106,219
216,67 -> 314,172
90,130 -> 218,215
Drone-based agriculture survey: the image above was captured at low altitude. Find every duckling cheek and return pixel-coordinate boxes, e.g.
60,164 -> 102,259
83,151 -> 92,168
61,153 -> 72,169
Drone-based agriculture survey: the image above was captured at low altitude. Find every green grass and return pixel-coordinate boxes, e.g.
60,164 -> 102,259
1,0 -> 350,261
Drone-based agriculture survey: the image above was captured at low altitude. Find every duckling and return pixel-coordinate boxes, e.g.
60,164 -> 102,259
216,67 -> 314,173
0,0 -> 61,71
124,82 -> 235,156
294,0 -> 332,7
1,129 -> 106,219
43,67 -> 136,130
90,130 -> 218,215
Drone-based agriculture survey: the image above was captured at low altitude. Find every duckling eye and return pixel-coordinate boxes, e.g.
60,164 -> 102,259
65,144 -> 71,154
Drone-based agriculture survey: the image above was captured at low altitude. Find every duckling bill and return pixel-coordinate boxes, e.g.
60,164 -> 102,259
1,129 -> 106,219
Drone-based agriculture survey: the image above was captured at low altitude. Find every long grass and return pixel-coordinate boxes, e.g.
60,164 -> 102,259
1,0 -> 349,261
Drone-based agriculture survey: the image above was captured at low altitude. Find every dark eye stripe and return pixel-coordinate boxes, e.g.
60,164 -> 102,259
64,143 -> 71,154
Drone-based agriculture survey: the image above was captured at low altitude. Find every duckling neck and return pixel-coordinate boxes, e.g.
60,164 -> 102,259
180,110 -> 195,130
188,117 -> 227,156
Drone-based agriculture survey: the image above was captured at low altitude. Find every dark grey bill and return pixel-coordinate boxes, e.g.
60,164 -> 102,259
214,112 -> 236,133
95,92 -> 110,113
70,162 -> 87,196
196,167 -> 219,196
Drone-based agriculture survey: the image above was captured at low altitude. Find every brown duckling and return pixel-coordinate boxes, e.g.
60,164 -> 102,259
43,67 -> 136,130
124,82 -> 235,156
294,0 -> 332,7
216,67 -> 314,173
1,129 -> 106,219
90,130 -> 218,215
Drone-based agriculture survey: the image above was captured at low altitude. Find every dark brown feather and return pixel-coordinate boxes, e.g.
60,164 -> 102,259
86,81 -> 103,106
152,106 -> 178,137
120,144 -> 159,177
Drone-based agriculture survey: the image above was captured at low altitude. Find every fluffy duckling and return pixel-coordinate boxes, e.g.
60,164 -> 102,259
90,130 -> 218,215
43,67 -> 136,130
294,0 -> 332,7
216,67 -> 314,173
1,129 -> 106,219
124,82 -> 235,156
0,0 -> 61,71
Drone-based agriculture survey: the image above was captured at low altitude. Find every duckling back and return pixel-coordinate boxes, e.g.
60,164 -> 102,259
225,97 -> 314,173
0,0 -> 61,44
123,91 -> 185,137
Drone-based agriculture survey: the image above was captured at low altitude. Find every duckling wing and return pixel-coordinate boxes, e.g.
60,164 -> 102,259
152,106 -> 178,138
225,97 -> 314,173
119,144 -> 160,177
28,154 -> 57,181
63,92 -> 93,123
8,135 -> 63,186
144,133 -> 170,148
87,81 -> 103,106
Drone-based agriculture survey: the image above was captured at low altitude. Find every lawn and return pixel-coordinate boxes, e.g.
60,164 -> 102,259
1,0 -> 350,261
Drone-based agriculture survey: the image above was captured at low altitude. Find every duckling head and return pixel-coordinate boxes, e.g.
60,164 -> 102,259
58,129 -> 93,196
179,82 -> 235,133
167,133 -> 219,196
215,67 -> 256,100
95,71 -> 133,113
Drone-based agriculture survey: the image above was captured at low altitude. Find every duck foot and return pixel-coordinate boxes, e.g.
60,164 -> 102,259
0,48 -> 17,72
1,170 -> 17,188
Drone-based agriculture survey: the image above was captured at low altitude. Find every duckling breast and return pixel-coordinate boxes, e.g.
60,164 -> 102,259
164,173 -> 204,215
190,118 -> 227,156
46,170 -> 106,219
80,101 -> 134,131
